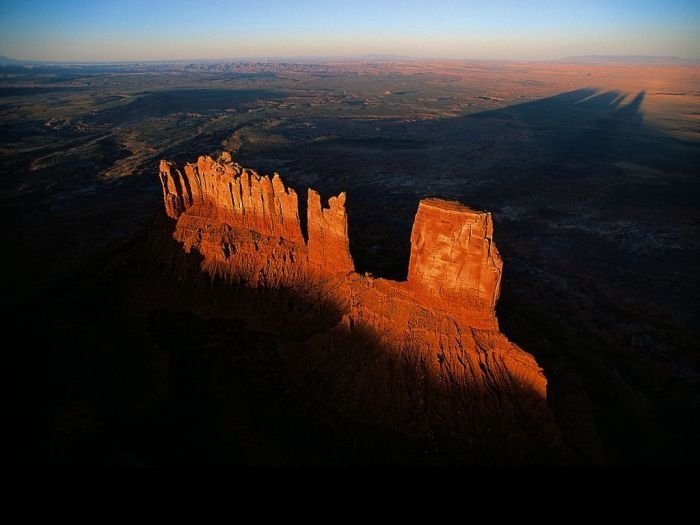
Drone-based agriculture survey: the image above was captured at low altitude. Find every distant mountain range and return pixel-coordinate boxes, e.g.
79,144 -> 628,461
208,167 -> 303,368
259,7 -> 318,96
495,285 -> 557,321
563,55 -> 699,65
0,55 -> 31,65
1,53 -> 697,66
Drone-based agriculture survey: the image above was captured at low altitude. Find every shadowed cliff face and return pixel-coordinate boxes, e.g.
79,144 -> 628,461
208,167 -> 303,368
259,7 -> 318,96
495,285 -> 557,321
157,153 -> 562,462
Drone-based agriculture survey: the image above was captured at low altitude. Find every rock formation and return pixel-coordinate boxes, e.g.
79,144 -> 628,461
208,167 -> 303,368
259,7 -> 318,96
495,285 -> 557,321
159,153 -> 560,461
407,198 -> 503,327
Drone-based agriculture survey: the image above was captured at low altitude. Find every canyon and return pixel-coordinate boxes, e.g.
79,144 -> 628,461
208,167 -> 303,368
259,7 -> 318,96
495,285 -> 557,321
159,152 -> 561,460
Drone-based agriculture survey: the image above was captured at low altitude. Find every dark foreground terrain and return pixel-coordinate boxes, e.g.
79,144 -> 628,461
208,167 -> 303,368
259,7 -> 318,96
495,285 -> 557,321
3,59 -> 698,465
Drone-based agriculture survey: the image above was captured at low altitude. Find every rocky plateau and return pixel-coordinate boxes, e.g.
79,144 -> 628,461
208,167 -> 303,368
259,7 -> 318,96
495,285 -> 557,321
158,152 -> 562,461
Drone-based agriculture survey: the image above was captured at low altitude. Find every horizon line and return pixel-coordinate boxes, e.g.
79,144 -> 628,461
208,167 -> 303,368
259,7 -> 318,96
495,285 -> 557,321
1,53 -> 698,66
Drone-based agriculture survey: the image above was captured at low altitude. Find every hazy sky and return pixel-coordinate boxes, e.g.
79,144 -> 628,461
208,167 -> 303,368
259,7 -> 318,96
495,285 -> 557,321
1,0 -> 699,61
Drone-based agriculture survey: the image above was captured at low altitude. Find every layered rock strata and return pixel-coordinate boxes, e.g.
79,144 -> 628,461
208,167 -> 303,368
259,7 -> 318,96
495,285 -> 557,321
159,153 -> 558,457
407,198 -> 503,326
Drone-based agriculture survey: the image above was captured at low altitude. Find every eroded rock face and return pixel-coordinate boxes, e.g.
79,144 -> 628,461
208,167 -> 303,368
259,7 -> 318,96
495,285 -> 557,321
160,155 -> 305,244
158,153 -> 560,461
159,155 -> 352,280
407,198 -> 503,327
307,189 -> 354,275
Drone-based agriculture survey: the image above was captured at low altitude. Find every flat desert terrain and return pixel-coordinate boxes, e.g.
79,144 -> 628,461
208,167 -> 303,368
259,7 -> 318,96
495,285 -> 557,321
3,60 -> 698,465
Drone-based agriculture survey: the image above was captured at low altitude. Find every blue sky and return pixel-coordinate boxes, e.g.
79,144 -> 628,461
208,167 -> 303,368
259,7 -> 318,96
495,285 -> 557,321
1,0 -> 698,61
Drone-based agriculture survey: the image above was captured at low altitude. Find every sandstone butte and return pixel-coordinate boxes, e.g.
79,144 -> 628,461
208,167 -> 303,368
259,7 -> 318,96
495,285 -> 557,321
159,152 -> 560,457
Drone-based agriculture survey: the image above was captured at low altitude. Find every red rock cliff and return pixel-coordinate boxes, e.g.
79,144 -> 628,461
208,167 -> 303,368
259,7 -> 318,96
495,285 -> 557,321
159,153 -> 353,279
158,153 -> 559,456
307,189 -> 354,275
160,153 -> 305,243
407,198 -> 502,326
